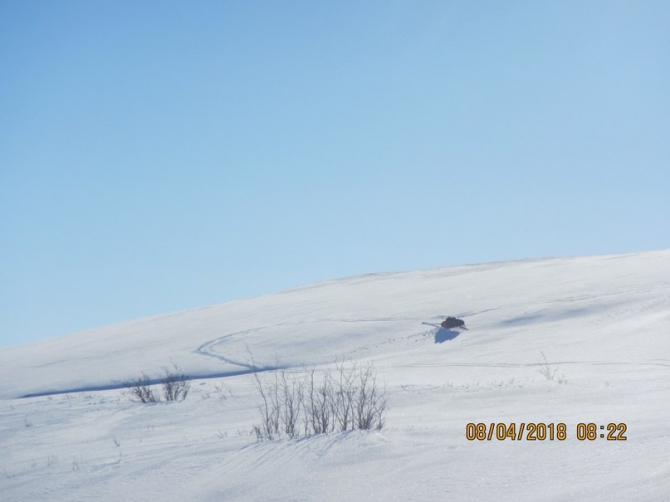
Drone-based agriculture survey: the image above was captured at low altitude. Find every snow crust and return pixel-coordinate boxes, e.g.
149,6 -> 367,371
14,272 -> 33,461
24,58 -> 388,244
1,251 -> 669,501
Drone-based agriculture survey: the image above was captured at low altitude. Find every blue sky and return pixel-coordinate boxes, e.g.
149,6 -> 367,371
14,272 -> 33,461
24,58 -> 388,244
1,1 -> 668,348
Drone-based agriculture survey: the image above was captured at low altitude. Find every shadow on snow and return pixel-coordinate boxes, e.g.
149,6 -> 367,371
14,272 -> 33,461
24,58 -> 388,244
435,328 -> 462,344
19,365 -> 283,399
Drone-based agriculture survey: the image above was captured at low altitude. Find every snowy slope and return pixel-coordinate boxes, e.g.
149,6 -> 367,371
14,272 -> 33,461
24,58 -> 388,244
1,251 -> 669,501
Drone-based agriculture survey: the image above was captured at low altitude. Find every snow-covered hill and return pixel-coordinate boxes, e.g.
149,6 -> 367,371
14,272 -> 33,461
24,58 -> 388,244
1,251 -> 669,501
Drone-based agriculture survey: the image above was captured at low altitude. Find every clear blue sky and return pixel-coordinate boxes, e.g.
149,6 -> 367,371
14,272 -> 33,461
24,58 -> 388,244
1,1 -> 668,348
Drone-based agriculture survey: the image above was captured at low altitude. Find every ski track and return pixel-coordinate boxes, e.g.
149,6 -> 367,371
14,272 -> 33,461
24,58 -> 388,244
192,317 -> 429,371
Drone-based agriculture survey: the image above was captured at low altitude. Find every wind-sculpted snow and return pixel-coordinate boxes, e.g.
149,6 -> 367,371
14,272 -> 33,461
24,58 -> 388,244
1,251 -> 669,501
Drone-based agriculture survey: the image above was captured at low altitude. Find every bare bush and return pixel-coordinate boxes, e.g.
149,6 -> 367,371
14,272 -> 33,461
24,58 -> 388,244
306,368 -> 333,435
251,368 -> 282,440
122,364 -> 190,403
123,373 -> 158,403
333,362 -> 356,432
353,364 -> 387,431
161,364 -> 190,402
280,371 -> 303,439
252,361 -> 388,441
538,351 -> 559,381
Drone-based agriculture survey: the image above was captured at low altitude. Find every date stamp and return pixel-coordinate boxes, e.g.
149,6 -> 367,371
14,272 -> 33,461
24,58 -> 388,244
465,422 -> 627,441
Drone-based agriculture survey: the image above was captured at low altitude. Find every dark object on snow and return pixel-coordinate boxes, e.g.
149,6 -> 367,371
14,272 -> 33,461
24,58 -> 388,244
441,317 -> 466,330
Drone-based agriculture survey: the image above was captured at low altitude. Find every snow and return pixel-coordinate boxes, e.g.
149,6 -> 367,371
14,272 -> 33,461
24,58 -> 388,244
1,250 -> 669,501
